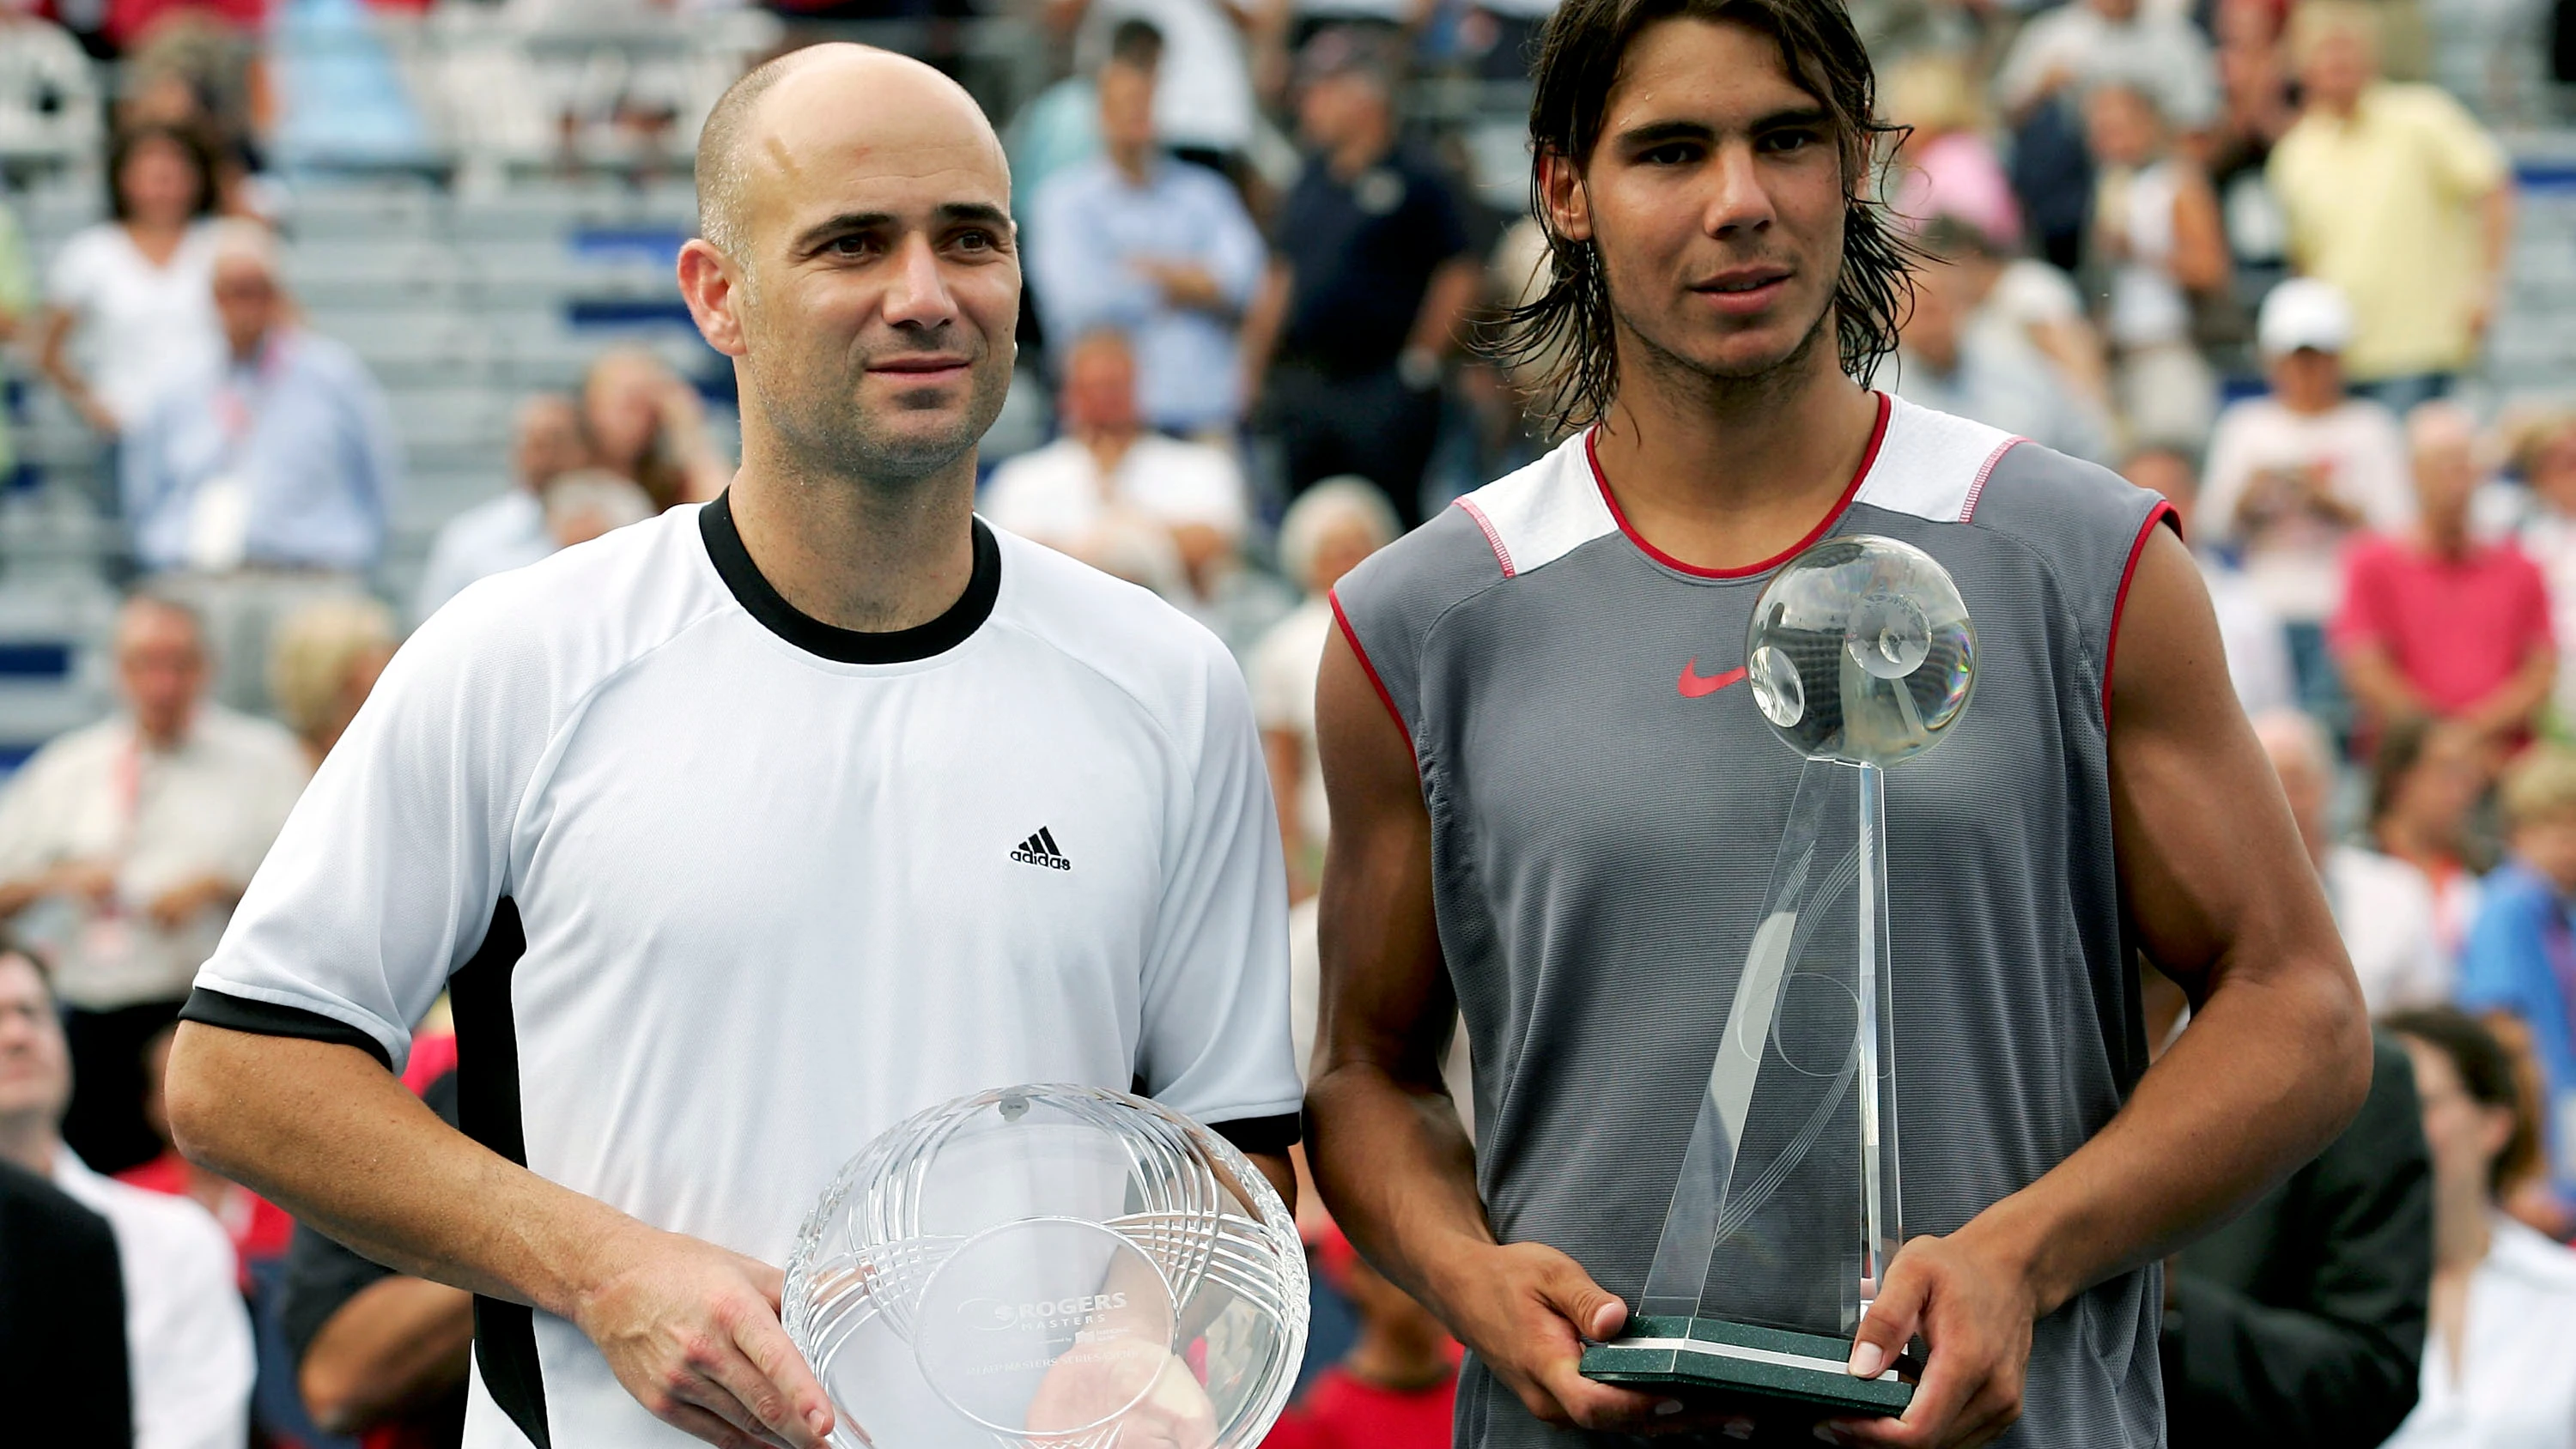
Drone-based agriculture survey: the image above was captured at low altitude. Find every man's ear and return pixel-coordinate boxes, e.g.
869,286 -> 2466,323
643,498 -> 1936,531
678,239 -> 750,359
1539,150 -> 1593,244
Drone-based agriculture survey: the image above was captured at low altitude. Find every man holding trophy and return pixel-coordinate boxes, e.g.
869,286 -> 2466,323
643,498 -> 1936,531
156,45 -> 1303,1449
1306,0 -> 2372,1446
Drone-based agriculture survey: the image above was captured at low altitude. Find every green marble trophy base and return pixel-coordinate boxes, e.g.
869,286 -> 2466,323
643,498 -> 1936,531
1579,1315 -> 1913,1418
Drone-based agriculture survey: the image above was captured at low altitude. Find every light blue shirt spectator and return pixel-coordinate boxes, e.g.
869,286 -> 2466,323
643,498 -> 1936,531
2458,860 -> 2576,1201
122,326 -> 398,573
1026,155 -> 1265,434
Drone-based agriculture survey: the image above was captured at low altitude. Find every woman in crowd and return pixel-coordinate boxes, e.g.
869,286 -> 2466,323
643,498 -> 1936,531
2086,79 -> 2231,449
2381,1008 -> 2576,1449
580,347 -> 732,512
2373,715 -> 2496,961
35,123 -> 228,438
266,596 -> 398,768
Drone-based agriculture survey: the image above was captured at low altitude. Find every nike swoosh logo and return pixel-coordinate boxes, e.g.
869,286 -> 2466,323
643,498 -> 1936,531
1678,659 -> 1748,699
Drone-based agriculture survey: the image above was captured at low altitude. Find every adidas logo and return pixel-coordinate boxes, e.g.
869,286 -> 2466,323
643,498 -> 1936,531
1010,827 -> 1072,871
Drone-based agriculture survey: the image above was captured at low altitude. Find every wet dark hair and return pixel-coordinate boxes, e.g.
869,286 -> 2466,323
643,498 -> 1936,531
2385,1006 -> 2539,1197
106,123 -> 221,225
1497,0 -> 1915,433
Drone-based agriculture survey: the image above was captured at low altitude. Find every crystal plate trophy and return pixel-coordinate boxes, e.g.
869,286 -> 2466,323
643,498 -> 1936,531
1581,535 -> 1975,1418
785,1084 -> 1309,1449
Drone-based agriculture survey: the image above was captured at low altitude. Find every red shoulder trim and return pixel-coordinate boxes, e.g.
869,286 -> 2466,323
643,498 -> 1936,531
1329,588 -> 1415,766
1455,497 -> 1516,579
2103,500 -> 2182,726
1587,391 -> 1892,579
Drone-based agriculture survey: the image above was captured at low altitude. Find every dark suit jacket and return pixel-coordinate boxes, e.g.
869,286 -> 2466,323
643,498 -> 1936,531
2162,1034 -> 2432,1447
0,1155 -> 134,1443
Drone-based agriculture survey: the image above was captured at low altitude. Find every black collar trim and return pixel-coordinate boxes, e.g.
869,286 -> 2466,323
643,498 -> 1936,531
698,492 -> 1001,664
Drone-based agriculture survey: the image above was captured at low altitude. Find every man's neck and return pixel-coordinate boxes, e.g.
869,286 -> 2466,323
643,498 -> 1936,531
1080,425 -> 1139,481
1110,143 -> 1155,186
229,328 -> 273,367
2419,520 -> 2472,560
727,434 -> 979,634
1586,328 -> 1880,573
1328,127 -> 1391,182
0,1117 -> 57,1178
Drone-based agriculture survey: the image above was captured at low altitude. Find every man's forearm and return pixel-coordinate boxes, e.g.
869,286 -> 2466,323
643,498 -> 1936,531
302,1276 -> 474,1432
1303,1062 -> 1488,1313
166,1025 -> 643,1320
1404,259 -> 1482,362
1967,956 -> 2369,1321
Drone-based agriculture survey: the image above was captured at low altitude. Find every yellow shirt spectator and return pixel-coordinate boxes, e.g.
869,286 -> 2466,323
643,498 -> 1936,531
2268,82 -> 2507,381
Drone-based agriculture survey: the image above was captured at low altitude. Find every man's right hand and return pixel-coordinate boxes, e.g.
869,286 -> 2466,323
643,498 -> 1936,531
571,1223 -> 839,1449
1429,1241 -> 1745,1438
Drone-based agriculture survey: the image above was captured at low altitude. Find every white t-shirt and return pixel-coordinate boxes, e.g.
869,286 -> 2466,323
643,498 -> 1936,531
2198,395 -> 2415,622
0,707 -> 310,1009
53,1149 -> 255,1449
2385,1216 -> 2576,1449
187,499 -> 1300,1449
44,221 -> 225,428
412,488 -> 556,626
981,433 -> 1250,548
2325,844 -> 2451,1012
2201,556 -> 2295,718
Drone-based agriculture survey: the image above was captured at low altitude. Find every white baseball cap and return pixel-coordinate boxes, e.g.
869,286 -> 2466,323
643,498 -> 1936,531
2257,278 -> 2354,357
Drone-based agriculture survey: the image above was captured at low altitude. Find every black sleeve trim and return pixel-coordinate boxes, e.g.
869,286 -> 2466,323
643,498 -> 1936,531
1210,1113 -> 1301,1155
178,988 -> 393,1070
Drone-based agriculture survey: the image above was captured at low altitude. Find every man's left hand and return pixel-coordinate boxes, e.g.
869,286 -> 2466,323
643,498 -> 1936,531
1826,1226 -> 2041,1449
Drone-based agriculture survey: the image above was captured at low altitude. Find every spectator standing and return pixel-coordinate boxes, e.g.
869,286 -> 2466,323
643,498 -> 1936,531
2458,749 -> 2576,1216
2334,403 -> 2554,747
1891,218 -> 2111,463
2502,410 -> 2576,727
410,393 -> 592,624
1243,27 -> 1479,528
2373,715 -> 2495,962
580,347 -> 730,511
267,596 -> 398,768
0,594 -> 307,1175
2124,445 -> 2294,718
1261,1225 -> 1459,1449
2086,80 -> 2228,449
1883,52 -> 2020,249
35,124 -> 226,438
2380,1007 -> 2576,1449
1994,0 -> 2221,138
0,946 -> 253,1449
122,227 -> 398,712
1249,478 -> 1399,903
0,1155 -> 133,1444
983,329 -> 1253,603
1072,1 -> 1261,173
2268,1 -> 2513,414
2200,278 -> 2413,719
1027,33 -> 1267,438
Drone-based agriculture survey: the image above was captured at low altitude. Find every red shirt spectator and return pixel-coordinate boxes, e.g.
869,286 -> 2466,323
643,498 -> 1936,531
2332,403 -> 2556,743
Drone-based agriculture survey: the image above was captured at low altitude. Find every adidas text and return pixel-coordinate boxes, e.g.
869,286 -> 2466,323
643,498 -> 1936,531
1011,828 -> 1072,871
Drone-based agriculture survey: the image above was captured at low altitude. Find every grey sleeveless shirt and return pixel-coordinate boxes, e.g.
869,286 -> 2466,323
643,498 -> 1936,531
1331,394 -> 2175,1448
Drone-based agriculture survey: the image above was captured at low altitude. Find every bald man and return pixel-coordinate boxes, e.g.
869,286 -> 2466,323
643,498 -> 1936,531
161,45 -> 1301,1449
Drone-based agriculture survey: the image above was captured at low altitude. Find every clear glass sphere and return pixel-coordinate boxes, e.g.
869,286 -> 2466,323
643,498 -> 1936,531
1745,535 -> 1976,766
784,1084 -> 1308,1449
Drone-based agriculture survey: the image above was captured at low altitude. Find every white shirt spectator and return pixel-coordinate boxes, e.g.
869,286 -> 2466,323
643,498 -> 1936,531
1249,596 -> 1334,847
2198,394 -> 2415,621
0,707 -> 307,1010
2326,844 -> 2451,1012
52,1147 -> 254,1449
43,221 -> 223,429
1994,0 -> 2220,130
2202,557 -> 2296,718
982,433 -> 1249,549
413,489 -> 554,625
2385,1215 -> 2576,1449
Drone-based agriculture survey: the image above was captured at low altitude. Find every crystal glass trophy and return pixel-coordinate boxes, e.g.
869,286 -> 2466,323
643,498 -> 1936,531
785,1084 -> 1309,1449
1581,535 -> 1974,1418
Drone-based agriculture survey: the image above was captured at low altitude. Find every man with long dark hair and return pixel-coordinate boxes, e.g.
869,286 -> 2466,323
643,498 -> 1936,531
1303,0 -> 2372,1445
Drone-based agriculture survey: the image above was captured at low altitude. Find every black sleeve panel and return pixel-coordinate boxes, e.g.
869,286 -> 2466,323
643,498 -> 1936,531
1210,1113 -> 1303,1156
178,987 -> 393,1070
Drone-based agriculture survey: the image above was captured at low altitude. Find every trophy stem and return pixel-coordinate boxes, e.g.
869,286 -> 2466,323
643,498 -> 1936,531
1854,760 -> 1888,1323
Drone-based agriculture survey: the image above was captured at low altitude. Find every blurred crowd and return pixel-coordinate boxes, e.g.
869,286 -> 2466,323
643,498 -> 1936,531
7,0 -> 2576,1441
